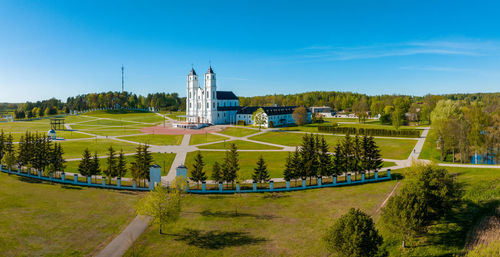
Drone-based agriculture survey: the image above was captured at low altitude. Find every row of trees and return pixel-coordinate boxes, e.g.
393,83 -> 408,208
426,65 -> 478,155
431,99 -> 500,163
318,125 -> 421,138
0,131 -> 66,176
284,133 -> 383,183
190,144 -> 240,188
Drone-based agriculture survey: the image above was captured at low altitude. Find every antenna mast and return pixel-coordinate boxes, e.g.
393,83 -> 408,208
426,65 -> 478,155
121,65 -> 124,92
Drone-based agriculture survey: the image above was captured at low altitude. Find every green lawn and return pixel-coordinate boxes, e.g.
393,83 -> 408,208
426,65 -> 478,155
58,139 -> 140,159
218,127 -> 260,137
117,134 -> 183,145
71,119 -> 140,127
84,110 -> 165,123
197,140 -> 282,150
125,176 -> 398,256
249,132 -> 416,159
75,128 -> 143,136
64,153 -> 176,177
190,133 -> 229,145
0,120 -> 95,141
0,172 -> 141,256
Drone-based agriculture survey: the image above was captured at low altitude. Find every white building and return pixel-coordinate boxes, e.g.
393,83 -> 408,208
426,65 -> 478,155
185,66 -> 311,127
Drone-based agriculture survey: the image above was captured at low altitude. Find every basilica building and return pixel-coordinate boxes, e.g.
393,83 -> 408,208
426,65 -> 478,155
185,66 -> 311,128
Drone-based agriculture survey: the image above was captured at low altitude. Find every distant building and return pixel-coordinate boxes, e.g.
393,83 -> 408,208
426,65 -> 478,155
310,106 -> 334,117
185,66 -> 311,127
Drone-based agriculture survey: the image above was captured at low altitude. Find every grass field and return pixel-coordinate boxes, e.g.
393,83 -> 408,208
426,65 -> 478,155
125,175 -> 399,256
190,133 -> 228,145
197,140 -> 282,150
218,127 -> 260,137
249,132 -> 416,159
58,139 -> 140,159
64,153 -> 176,177
117,134 -> 183,145
76,128 -> 143,136
84,110 -> 165,123
0,172 -> 141,256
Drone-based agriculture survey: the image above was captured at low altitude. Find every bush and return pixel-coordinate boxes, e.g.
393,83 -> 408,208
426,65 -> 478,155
318,125 -> 421,138
237,120 -> 246,126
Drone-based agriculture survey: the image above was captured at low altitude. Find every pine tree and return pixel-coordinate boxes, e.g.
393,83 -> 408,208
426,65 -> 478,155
142,144 -> 154,184
318,136 -> 333,177
341,133 -> 354,177
116,149 -> 127,178
352,134 -> 363,180
0,129 -> 5,160
78,148 -> 92,177
130,145 -> 144,186
291,147 -> 302,185
222,143 -> 239,188
252,155 -> 270,185
333,143 -> 344,176
50,143 -> 66,177
368,136 -> 383,174
190,151 -> 207,188
104,146 -> 117,182
90,152 -> 101,183
300,134 -> 319,182
283,153 -> 295,182
211,161 -> 222,183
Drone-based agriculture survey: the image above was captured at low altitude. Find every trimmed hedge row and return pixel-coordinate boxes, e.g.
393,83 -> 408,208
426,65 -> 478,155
318,125 -> 421,138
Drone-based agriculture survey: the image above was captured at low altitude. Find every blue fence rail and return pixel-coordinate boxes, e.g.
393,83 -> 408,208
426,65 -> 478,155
0,166 -> 151,191
187,170 -> 391,194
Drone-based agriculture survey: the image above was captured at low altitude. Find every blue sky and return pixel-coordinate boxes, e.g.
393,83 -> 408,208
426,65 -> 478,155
1,0 -> 499,102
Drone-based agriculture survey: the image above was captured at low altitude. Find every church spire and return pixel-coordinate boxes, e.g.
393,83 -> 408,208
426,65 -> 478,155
206,65 -> 214,74
189,67 -> 197,76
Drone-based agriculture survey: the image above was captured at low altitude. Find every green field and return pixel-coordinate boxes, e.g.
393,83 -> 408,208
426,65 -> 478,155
71,119 -> 140,127
64,153 -> 176,177
125,175 -> 398,256
249,132 -> 416,159
84,110 -> 165,123
197,140 -> 282,150
218,127 -> 260,137
190,133 -> 228,145
58,139 -> 140,159
75,128 -> 143,136
0,172 -> 141,256
117,134 -> 183,145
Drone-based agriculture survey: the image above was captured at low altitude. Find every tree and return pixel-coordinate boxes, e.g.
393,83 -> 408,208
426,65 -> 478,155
300,134 -> 319,182
90,152 -> 101,183
116,149 -> 127,178
292,106 -> 308,126
251,108 -> 266,130
211,161 -> 222,183
283,153 -> 295,182
104,146 -> 117,183
318,136 -> 333,177
78,148 -> 92,177
0,130 -> 5,161
136,184 -> 181,234
1,151 -> 16,171
50,143 -> 65,176
323,208 -> 384,257
222,143 -> 239,188
252,155 -> 270,185
190,151 -> 207,188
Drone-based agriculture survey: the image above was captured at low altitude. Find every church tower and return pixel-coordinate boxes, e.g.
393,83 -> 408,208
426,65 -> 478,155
186,68 -> 199,123
204,66 -> 217,123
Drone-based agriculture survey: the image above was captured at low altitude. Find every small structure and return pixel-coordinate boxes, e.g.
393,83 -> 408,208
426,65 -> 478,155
310,106 -> 334,117
50,118 -> 65,130
176,165 -> 188,178
47,129 -> 56,140
149,164 -> 162,189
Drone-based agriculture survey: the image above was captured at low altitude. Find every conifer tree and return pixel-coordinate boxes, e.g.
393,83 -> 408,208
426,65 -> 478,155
116,149 -> 127,178
0,129 -> 5,160
190,151 -> 207,188
142,144 -> 154,184
368,136 -> 383,173
211,161 -> 222,183
50,143 -> 66,176
318,136 -> 333,177
341,133 -> 354,176
291,147 -> 302,185
333,143 -> 344,176
104,146 -> 117,183
90,152 -> 101,183
222,143 -> 239,188
283,153 -> 295,182
78,148 -> 92,177
130,145 -> 144,186
352,134 -> 363,180
252,155 -> 270,185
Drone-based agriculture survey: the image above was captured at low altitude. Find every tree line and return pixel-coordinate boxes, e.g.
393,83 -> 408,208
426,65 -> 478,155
318,125 -> 422,138
0,131 -> 65,177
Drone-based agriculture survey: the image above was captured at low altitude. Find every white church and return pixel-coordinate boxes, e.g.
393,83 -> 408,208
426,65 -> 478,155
185,66 -> 311,128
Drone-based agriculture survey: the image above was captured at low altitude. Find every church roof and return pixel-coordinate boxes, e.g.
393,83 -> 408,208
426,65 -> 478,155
188,68 -> 197,76
206,66 -> 214,74
216,91 -> 238,100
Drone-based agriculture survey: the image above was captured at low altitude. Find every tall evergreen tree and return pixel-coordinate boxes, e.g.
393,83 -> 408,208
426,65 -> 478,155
211,161 -> 222,183
142,144 -> 154,184
116,149 -> 127,178
50,143 -> 66,176
90,152 -> 101,183
318,136 -> 333,177
333,143 -> 343,176
352,134 -> 363,180
291,147 -> 302,185
130,145 -> 144,186
283,153 -> 295,182
299,134 -> 319,182
252,155 -> 270,185
104,146 -> 117,183
190,151 -> 207,188
368,136 -> 383,173
78,148 -> 92,177
222,143 -> 239,188
0,129 -> 5,160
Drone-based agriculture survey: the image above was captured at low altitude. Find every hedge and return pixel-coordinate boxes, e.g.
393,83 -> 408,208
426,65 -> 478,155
317,125 -> 421,138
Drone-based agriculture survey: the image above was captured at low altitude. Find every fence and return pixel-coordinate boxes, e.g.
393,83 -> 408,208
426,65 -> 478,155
187,170 -> 391,194
317,125 -> 421,138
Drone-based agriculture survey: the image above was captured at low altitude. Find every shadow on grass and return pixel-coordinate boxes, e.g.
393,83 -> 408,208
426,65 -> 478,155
60,185 -> 83,190
173,228 -> 267,249
200,210 -> 276,220
16,176 -> 42,184
262,193 -> 290,200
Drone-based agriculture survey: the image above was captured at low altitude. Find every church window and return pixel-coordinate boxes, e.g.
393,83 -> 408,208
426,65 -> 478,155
213,102 -> 215,108
206,103 -> 209,108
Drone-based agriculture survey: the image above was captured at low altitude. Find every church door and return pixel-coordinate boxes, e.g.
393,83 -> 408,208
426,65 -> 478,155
197,117 -> 200,123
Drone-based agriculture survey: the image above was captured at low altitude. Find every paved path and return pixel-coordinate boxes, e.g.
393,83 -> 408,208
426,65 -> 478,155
96,215 -> 151,257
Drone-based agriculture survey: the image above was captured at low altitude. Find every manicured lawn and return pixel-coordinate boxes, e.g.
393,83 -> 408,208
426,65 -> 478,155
64,153 -> 176,177
0,121 -> 94,141
125,176 -> 398,256
117,134 -> 183,145
58,139 -> 140,159
85,110 -> 165,123
249,132 -> 416,159
72,119 -> 140,127
218,127 -> 260,137
0,172 -> 142,256
190,133 -> 228,145
75,128 -> 143,136
420,128 -> 442,162
197,140 -> 282,150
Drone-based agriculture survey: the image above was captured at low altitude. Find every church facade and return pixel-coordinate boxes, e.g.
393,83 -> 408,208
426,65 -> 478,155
186,67 -> 311,128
